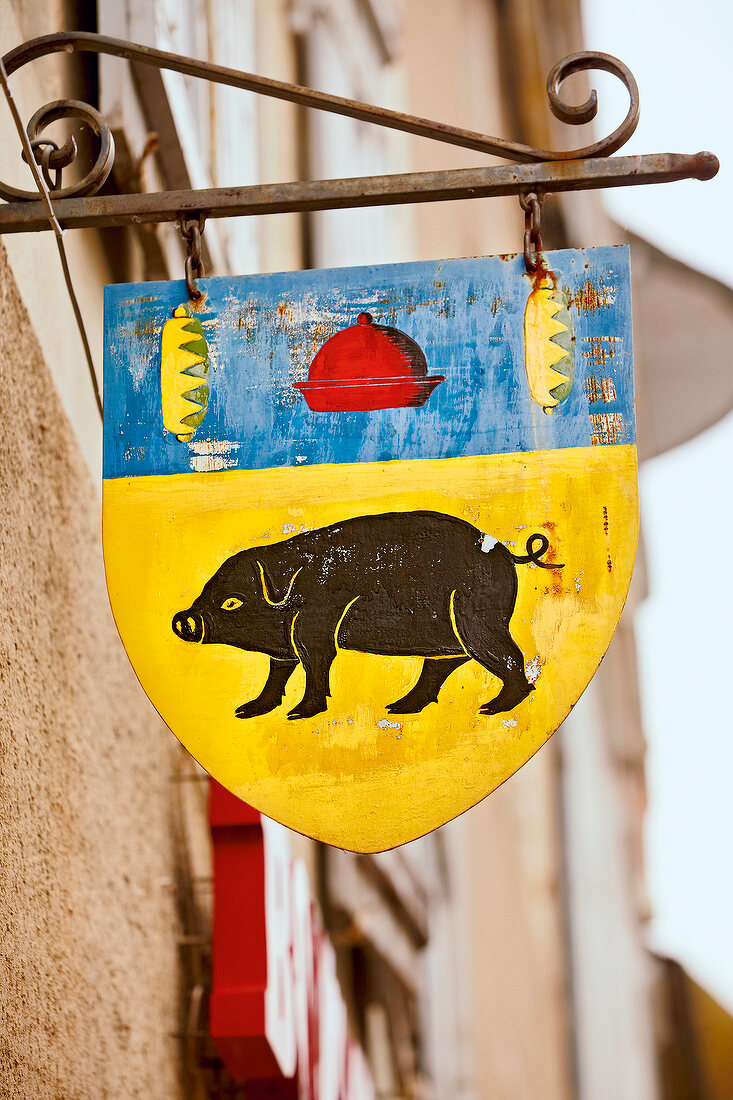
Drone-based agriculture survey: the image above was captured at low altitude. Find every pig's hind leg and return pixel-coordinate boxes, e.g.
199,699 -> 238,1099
451,590 -> 534,716
386,656 -> 469,713
235,658 -> 299,719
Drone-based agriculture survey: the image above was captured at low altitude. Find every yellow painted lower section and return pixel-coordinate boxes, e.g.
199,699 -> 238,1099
103,445 -> 638,851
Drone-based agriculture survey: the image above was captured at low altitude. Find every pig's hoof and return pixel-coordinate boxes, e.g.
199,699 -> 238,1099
287,701 -> 327,720
386,698 -> 429,714
235,700 -> 278,719
479,682 -> 534,716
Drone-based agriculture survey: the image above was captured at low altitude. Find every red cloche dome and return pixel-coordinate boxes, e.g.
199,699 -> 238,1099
293,312 -> 445,412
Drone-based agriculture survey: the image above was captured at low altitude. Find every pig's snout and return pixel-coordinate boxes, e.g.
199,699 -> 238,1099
173,610 -> 205,643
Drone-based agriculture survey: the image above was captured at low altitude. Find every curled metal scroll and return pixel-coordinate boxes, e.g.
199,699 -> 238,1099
545,52 -> 639,159
0,32 -> 640,203
0,99 -> 114,202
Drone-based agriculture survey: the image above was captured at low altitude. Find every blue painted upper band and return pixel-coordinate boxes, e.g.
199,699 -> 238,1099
103,246 -> 635,480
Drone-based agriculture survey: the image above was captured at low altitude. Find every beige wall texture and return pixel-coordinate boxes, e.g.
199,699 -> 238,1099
0,243 -> 186,1099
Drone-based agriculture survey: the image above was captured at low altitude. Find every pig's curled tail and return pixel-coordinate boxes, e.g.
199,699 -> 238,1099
509,533 -> 564,570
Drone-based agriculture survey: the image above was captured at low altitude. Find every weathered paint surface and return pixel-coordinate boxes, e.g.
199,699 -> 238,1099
104,249 -> 634,477
102,247 -> 638,852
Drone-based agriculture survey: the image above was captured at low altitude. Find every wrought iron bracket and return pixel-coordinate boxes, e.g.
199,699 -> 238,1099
0,31 -> 719,236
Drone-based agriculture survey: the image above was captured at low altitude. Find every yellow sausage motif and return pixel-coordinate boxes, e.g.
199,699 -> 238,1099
161,305 -> 210,442
523,278 -> 575,414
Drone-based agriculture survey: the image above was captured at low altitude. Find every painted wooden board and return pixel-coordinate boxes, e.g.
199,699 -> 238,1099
102,247 -> 638,852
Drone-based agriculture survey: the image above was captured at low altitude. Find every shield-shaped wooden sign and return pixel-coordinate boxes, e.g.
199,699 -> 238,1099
103,246 -> 637,852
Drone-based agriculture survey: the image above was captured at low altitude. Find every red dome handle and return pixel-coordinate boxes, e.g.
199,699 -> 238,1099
357,312 -> 373,325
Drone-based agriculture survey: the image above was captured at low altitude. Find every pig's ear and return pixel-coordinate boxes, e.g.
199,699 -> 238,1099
221,597 -> 244,611
256,558 -> 302,607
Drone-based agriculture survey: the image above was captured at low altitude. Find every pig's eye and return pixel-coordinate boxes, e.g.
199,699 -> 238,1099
221,596 -> 243,611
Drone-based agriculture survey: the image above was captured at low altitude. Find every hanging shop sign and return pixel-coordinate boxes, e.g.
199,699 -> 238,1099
102,246 -> 637,851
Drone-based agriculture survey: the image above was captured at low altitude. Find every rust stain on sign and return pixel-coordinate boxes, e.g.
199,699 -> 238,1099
585,375 -> 618,403
568,280 -> 617,312
582,335 -> 621,366
543,575 -> 566,598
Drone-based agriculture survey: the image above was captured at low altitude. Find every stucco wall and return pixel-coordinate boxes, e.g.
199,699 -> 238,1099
0,242 -> 186,1098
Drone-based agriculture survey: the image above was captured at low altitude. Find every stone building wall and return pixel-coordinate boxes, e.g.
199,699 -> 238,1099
0,242 -> 187,1099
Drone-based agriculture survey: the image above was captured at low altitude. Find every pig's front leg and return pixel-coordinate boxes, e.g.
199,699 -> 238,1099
287,612 -> 337,720
235,657 -> 299,719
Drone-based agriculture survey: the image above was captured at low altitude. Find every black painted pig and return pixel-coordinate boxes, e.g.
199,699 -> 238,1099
172,511 -> 561,720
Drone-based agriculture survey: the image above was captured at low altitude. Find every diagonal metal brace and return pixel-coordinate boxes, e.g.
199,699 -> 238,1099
1,33 -> 642,166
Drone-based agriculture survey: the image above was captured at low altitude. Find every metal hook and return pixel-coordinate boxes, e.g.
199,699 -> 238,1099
180,215 -> 205,300
22,137 -> 75,191
520,192 -> 543,273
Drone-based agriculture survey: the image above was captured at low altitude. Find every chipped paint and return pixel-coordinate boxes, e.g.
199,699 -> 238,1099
378,718 -> 402,730
190,455 -> 231,473
123,444 -> 147,463
590,412 -> 625,445
189,440 -> 239,457
188,439 -> 239,473
525,657 -> 543,685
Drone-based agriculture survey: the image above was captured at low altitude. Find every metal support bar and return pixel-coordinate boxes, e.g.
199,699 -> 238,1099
0,153 -> 717,235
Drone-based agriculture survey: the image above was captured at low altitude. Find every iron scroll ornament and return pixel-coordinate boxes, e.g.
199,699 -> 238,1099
0,33 -> 642,204
0,98 -> 114,202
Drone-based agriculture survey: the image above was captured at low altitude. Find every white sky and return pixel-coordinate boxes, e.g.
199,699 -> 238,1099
582,0 -> 733,1009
